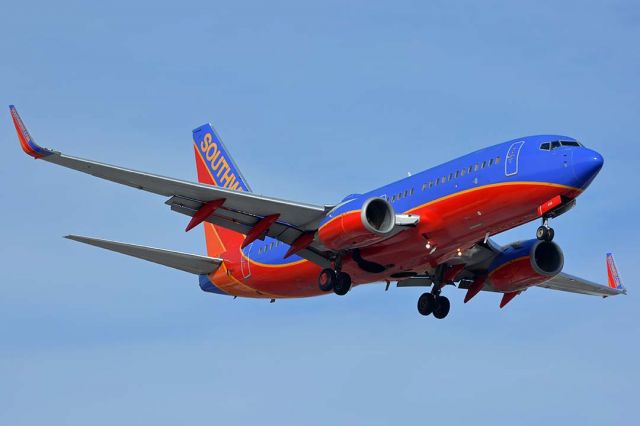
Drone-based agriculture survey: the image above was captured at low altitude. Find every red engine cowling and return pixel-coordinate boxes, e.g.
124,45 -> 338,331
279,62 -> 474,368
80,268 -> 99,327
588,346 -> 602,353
318,197 -> 396,251
488,239 -> 564,292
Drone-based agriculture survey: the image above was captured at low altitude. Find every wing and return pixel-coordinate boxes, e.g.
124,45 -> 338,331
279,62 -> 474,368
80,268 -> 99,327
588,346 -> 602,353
66,235 -> 223,275
537,273 -> 625,297
422,239 -> 627,297
538,252 -> 626,297
11,106 -> 334,265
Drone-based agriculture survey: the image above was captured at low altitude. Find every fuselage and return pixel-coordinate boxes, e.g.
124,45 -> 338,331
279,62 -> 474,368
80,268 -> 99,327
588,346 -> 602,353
202,135 -> 604,298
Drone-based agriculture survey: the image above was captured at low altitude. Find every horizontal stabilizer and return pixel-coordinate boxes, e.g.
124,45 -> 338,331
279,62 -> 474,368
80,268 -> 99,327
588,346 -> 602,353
65,235 -> 223,275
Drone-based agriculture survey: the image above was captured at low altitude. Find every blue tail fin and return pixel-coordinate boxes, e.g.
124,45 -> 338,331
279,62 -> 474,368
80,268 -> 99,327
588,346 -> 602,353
192,123 -> 251,192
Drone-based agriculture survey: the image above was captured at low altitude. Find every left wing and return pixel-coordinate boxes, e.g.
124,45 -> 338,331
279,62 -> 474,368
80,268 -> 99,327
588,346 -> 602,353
538,253 -> 626,297
10,105 -> 334,265
397,241 -> 626,299
538,273 -> 624,296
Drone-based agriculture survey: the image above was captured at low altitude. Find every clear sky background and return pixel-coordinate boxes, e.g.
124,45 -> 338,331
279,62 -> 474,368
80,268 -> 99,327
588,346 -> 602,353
1,1 -> 638,424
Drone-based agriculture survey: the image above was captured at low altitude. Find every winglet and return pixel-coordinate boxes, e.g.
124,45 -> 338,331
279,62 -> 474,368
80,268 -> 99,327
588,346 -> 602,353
606,253 -> 626,294
9,105 -> 54,158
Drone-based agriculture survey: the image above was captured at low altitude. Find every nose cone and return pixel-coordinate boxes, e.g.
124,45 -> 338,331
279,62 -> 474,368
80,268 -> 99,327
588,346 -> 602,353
573,149 -> 604,189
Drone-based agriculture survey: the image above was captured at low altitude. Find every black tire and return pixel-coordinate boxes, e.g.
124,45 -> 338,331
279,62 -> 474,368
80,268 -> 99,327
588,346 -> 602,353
333,272 -> 352,296
546,228 -> 555,242
417,293 -> 436,316
318,268 -> 336,292
433,296 -> 450,319
536,226 -> 548,241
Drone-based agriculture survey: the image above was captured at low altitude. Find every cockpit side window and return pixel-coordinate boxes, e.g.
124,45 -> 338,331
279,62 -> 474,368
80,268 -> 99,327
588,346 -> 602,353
541,140 -> 583,151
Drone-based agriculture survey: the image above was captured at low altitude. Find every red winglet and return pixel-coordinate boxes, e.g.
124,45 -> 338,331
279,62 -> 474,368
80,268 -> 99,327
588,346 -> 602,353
9,105 -> 53,159
284,232 -> 315,259
185,199 -> 225,232
242,214 -> 280,249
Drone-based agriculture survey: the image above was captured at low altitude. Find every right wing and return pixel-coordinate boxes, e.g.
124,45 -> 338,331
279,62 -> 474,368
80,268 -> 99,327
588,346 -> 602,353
11,106 -> 334,265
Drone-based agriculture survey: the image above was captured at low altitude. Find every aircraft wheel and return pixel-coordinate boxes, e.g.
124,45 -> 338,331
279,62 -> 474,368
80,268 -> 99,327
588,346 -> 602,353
417,293 -> 437,316
536,226 -> 548,241
318,268 -> 336,292
546,228 -> 555,242
433,296 -> 450,319
333,272 -> 352,296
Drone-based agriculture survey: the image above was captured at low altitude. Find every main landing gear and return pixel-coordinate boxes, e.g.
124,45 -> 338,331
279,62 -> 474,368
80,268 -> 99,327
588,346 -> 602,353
318,260 -> 352,296
417,264 -> 451,319
417,290 -> 450,319
536,217 -> 555,242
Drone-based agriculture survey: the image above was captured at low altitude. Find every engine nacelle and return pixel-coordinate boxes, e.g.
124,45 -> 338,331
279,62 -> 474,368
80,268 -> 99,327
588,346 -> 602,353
488,239 -> 564,292
318,197 -> 396,251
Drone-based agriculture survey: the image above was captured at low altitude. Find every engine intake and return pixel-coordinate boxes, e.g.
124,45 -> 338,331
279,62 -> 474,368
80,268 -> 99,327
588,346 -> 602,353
318,197 -> 395,251
488,239 -> 564,292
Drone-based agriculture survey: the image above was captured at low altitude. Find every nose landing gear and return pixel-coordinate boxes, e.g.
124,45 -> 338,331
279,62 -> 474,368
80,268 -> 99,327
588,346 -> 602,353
536,217 -> 555,242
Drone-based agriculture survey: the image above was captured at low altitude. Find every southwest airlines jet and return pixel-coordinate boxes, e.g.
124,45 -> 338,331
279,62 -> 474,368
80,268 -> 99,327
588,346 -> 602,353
10,106 -> 626,319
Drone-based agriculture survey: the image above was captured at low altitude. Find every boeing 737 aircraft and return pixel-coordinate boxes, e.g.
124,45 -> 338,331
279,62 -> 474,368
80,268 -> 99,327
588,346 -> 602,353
10,105 -> 626,319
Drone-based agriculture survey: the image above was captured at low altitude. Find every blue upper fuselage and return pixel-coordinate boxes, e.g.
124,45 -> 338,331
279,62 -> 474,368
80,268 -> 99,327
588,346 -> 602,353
248,135 -> 604,264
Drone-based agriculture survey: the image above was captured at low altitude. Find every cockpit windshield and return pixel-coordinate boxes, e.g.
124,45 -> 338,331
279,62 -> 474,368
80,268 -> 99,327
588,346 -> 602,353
540,140 -> 583,150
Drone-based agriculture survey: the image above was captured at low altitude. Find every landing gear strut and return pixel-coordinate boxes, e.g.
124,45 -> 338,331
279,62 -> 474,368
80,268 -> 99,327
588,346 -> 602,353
536,217 -> 555,242
317,258 -> 352,296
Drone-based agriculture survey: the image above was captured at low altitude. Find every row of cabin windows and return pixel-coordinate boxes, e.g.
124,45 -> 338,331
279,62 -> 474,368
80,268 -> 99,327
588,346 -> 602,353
420,156 -> 502,191
257,239 -> 284,254
387,187 -> 415,203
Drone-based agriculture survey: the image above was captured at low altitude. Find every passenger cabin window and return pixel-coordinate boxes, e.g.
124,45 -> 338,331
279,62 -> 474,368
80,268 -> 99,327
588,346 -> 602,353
495,156 -> 501,164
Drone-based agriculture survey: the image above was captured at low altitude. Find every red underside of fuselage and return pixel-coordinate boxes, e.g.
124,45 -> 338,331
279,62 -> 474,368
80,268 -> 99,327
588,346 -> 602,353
209,181 -> 580,299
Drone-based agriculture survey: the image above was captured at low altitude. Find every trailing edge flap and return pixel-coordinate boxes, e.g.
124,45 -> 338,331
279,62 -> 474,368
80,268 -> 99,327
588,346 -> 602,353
65,235 -> 223,275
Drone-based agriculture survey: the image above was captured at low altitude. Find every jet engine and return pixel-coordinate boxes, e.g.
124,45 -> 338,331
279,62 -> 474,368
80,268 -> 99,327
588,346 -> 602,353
318,197 -> 396,251
488,239 -> 564,292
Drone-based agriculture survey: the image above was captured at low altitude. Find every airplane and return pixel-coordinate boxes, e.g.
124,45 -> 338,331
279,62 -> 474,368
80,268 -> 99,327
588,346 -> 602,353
9,105 -> 627,319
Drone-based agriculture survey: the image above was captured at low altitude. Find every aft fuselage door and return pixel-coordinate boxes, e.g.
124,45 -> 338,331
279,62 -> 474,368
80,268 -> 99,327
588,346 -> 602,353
241,243 -> 252,279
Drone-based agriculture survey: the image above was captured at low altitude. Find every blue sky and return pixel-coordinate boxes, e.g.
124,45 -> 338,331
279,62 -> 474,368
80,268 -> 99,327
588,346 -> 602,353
1,0 -> 638,424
